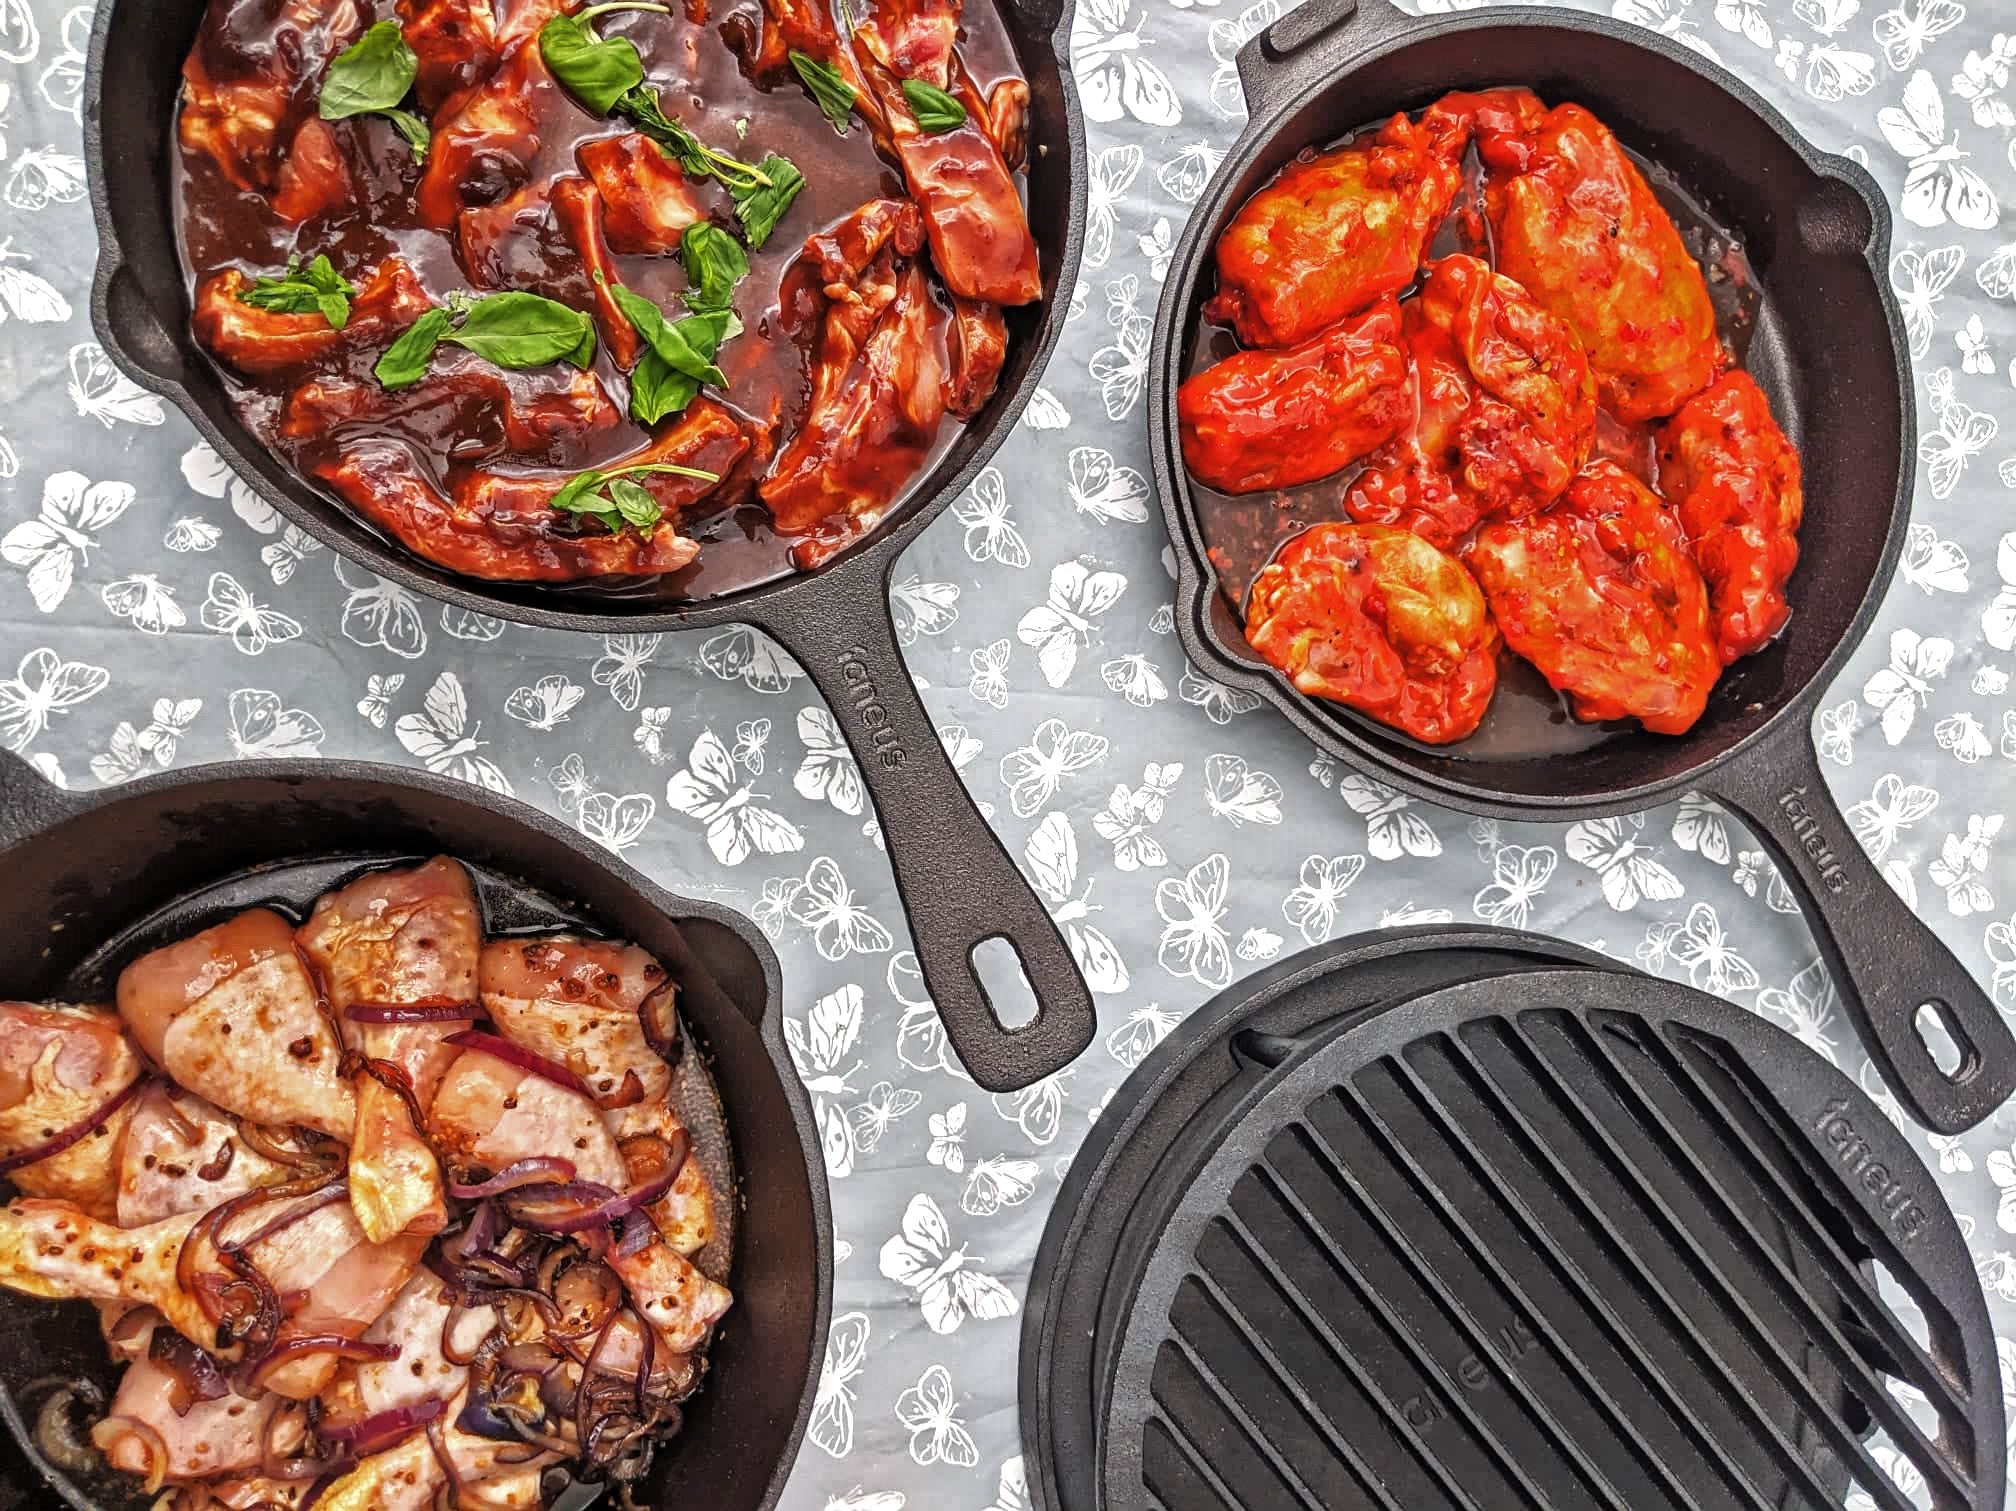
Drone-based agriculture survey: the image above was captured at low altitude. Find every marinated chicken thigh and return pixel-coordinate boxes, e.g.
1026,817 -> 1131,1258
193,260 -> 432,381
0,1000 -> 143,1220
91,1312 -> 300,1487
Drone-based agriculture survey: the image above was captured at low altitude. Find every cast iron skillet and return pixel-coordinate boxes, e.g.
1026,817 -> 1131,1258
1149,0 -> 2016,1135
0,747 -> 829,1511
82,0 -> 1094,1097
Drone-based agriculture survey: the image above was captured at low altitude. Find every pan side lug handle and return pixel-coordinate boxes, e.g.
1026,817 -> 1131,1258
1236,0 -> 1408,124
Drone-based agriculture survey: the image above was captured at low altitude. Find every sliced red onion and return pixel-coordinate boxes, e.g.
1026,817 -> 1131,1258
639,979 -> 681,1063
345,1001 -> 480,1024
448,1157 -> 577,1200
443,1029 -> 592,1099
504,1133 -> 687,1236
0,1075 -> 143,1177
614,1211 -> 660,1257
248,1334 -> 400,1390
317,1395 -> 445,1456
148,1327 -> 229,1413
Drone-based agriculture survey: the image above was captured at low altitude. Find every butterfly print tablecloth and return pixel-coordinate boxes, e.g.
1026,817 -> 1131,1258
4,0 -> 2016,1504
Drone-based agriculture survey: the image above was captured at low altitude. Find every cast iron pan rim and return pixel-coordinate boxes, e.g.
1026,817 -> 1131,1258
82,0 -> 1090,634
1147,1 -> 1914,818
0,751 -> 833,1511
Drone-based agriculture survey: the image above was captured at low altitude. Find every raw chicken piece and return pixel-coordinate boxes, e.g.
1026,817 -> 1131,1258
192,259 -> 432,382
117,908 -> 354,1140
1470,461 -> 1720,733
0,1201 -> 213,1349
416,39 -> 557,229
1204,104 -> 1470,349
1656,369 -> 1804,663
1459,87 -> 1724,422
577,134 -> 709,254
481,936 -> 715,1254
1178,298 -> 1412,494
0,1001 -> 143,1220
280,354 -> 622,457
298,857 -> 483,1242
311,1406 -> 547,1510
428,1044 -> 732,1352
1244,522 -> 1501,744
116,1083 -> 296,1227
90,1311 -> 297,1489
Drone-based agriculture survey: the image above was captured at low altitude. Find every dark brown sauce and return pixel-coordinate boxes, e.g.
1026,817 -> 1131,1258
173,0 -> 1028,603
1185,110 -> 1768,764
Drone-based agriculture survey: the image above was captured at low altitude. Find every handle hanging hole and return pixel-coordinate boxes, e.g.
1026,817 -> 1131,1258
1913,999 -> 1979,1084
969,936 -> 1039,1030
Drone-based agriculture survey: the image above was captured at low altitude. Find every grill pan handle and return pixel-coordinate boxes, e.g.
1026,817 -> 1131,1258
1702,720 -> 2016,1133
757,556 -> 1096,1094
1235,0 -> 1413,123
0,748 -> 80,852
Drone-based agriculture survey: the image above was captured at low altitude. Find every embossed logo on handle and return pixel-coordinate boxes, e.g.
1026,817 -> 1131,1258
837,644 -> 907,770
1777,785 -> 1849,895
1814,1096 -> 1927,1241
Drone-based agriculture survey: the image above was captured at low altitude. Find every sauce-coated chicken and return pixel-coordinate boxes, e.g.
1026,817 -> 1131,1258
193,260 -> 433,382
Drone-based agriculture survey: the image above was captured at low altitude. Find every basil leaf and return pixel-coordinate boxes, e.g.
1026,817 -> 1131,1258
605,476 -> 663,529
539,13 -> 644,115
629,350 -> 701,425
900,78 -> 967,133
383,108 -> 432,162
239,254 -> 357,327
789,50 -> 855,135
373,306 -> 453,390
610,285 -> 727,387
550,469 -> 609,514
444,291 -> 597,370
727,154 -> 805,248
549,460 -> 715,532
320,20 -> 420,120
618,86 -> 774,195
679,222 -> 746,313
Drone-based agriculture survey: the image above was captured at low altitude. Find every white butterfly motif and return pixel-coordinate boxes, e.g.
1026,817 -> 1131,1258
1021,386 -> 1071,431
0,648 -> 104,754
1283,852 -> 1367,944
1715,0 -> 1772,48
1025,811 -> 1130,994
1473,843 -> 1559,928
1873,0 -> 1963,70
1089,277 -> 1152,420
228,688 -> 324,758
992,1069 -> 1071,1147
1157,853 -> 1234,987
986,1457 -> 1031,1511
504,674 -> 584,732
1338,773 -> 1440,859
1566,815 -> 1685,911
1139,217 -> 1175,282
1863,626 -> 1953,742
256,524 -> 320,585
824,1494 -> 905,1511
335,561 -> 428,659
200,572 -> 302,656
1980,241 -> 2016,299
1756,958 -> 1839,1064
1847,771 -> 1938,858
890,951 -> 971,1081
546,753 -> 593,815
4,147 -> 86,211
0,238 -> 68,323
1613,0 -> 1722,60
1159,142 -> 1226,203
1901,521 -> 1970,593
732,717 -> 772,771
953,468 -> 1029,569
89,697 -> 200,785
1179,665 -> 1259,724
1085,143 -> 1142,269
592,634 -> 659,712
395,674 -> 511,792
67,342 -> 162,427
892,1363 -> 980,1467
962,1155 -> 1040,1217
1919,372 -> 1997,500
809,1312 -> 869,1459
665,728 -> 803,867
356,674 -> 403,730
1100,652 -> 1167,708
1974,666 -> 2008,695
790,856 -> 893,960
1992,1147 -> 2016,1234
1731,849 -> 1799,914
1877,70 -> 1998,229
1890,244 -> 1963,358
1817,699 -> 1861,765
576,790 -> 655,853
163,516 -> 220,553
1985,914 -> 2016,1008
891,576 -> 959,644
1929,814 -> 2001,916
788,707 -> 860,815
3,471 -> 133,613
1017,561 -> 1127,688
1204,752 -> 1282,827
100,574 -> 184,637
1666,902 -> 1760,996
786,983 -> 865,1177
1093,761 -> 1182,871
1796,0 -> 1859,33
1071,0 -> 1180,126
1066,445 -> 1150,525
697,626 -> 801,693
1671,791 -> 1732,865
1000,716 -> 1108,818
38,6 -> 89,118
927,1103 -> 967,1173
1936,711 -> 1991,763
438,605 -> 504,642
1957,312 -> 1996,373
1984,534 -> 2016,650
879,1196 -> 1018,1336
967,638 -> 1013,709
1926,1130 -> 1973,1172
1793,39 -> 1879,98
1208,0 -> 1280,118
1105,1001 -> 1179,1069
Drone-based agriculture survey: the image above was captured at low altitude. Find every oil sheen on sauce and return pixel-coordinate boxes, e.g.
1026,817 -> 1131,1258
173,0 -> 1029,603
1184,115 -> 1768,764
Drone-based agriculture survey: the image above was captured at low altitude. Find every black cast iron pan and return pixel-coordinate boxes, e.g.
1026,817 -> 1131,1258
1148,0 -> 2016,1134
0,746 -> 829,1511
82,0 -> 1094,1096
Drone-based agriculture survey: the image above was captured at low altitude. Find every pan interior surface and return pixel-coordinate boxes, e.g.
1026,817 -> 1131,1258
1172,25 -> 1903,805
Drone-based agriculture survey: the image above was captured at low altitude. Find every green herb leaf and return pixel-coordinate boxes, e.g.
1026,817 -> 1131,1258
548,459 -> 719,533
320,20 -> 420,121
383,108 -> 432,162
678,222 -> 747,313
610,284 -> 727,387
372,306 -> 453,390
628,351 -> 701,425
539,12 -> 645,115
605,476 -> 663,528
900,78 -> 967,133
727,154 -> 806,248
238,254 -> 358,328
550,469 -> 608,515
444,291 -> 598,370
618,86 -> 774,194
789,50 -> 856,134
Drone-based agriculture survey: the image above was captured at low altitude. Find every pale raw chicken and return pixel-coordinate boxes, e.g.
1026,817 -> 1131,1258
116,1083 -> 296,1226
0,1001 -> 143,1219
90,1310 -> 299,1490
117,909 -> 354,1139
297,857 -> 482,1242
480,936 -> 715,1254
312,1412 -> 548,1511
428,1044 -> 732,1352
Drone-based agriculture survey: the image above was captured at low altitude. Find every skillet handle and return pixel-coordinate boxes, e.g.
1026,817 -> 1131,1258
1700,720 -> 2016,1134
757,558 -> 1096,1094
1236,0 -> 1412,123
0,748 -> 77,852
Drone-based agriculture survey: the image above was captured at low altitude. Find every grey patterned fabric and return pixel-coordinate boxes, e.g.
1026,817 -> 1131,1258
1,0 -> 2015,1503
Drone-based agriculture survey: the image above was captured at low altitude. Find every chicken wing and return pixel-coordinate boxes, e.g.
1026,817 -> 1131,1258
298,858 -> 483,1243
1244,522 -> 1500,744
1470,460 -> 1720,733
0,1001 -> 142,1220
1204,105 -> 1470,350
281,355 -> 623,457
117,908 -> 355,1140
481,936 -> 715,1255
1656,369 -> 1803,663
193,259 -> 432,382
761,198 -> 948,540
1459,88 -> 1723,422
577,134 -> 710,254
1178,297 -> 1411,495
